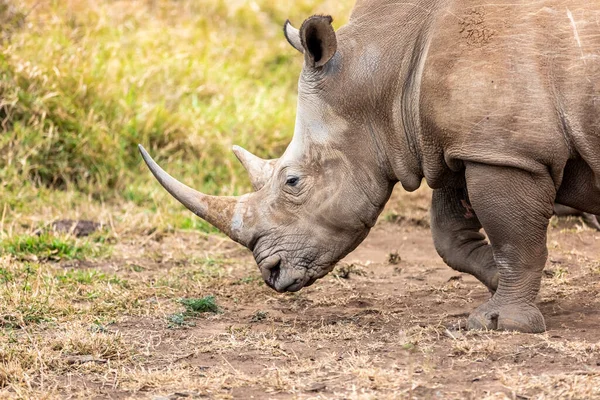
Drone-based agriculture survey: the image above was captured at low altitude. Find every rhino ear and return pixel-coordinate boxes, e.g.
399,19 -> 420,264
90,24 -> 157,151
299,15 -> 337,68
284,20 -> 303,54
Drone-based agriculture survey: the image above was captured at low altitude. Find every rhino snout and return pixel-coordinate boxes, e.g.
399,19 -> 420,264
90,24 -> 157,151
259,255 -> 305,292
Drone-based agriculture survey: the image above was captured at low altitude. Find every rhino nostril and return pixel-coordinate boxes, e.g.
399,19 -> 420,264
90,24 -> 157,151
259,255 -> 282,284
269,260 -> 281,283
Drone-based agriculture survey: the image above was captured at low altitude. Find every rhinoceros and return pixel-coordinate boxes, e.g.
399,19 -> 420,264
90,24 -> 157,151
139,0 -> 600,333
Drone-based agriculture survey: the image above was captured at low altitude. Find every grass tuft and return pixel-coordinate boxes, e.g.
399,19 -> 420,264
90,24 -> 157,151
178,296 -> 220,314
167,296 -> 221,328
166,313 -> 195,329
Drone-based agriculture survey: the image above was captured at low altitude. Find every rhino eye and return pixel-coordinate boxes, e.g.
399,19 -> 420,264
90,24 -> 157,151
286,176 -> 299,187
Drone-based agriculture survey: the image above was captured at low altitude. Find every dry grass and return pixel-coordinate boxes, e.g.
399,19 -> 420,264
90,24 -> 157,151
2,208 -> 598,398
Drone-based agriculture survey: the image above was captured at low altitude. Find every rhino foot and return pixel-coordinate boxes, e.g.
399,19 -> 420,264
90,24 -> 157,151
467,298 -> 546,333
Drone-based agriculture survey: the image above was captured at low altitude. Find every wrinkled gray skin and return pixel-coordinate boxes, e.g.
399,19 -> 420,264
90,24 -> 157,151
140,0 -> 600,333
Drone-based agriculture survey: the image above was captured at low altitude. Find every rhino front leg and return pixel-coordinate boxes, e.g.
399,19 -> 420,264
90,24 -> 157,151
464,163 -> 556,333
431,187 -> 498,291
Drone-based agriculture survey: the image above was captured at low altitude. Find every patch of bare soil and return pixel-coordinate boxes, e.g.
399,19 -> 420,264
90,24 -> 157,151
40,195 -> 600,399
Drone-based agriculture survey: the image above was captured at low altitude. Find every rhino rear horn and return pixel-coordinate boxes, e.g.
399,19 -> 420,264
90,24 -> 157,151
284,20 -> 303,53
232,145 -> 276,191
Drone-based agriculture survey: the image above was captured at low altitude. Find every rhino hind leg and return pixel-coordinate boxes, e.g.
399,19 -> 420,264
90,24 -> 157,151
463,163 -> 556,333
581,213 -> 600,231
554,204 -> 600,231
555,158 -> 600,226
431,186 -> 498,292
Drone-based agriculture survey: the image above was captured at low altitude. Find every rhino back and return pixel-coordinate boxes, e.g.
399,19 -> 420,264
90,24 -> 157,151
419,0 -> 600,187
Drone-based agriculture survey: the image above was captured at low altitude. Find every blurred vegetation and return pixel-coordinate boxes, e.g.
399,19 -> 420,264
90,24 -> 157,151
0,231 -> 110,261
0,0 -> 353,209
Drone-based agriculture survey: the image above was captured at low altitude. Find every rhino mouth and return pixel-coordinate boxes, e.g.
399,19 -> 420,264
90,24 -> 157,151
274,279 -> 304,293
305,276 -> 318,287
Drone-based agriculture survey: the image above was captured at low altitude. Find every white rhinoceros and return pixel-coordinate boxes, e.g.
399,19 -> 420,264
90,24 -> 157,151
140,0 -> 600,333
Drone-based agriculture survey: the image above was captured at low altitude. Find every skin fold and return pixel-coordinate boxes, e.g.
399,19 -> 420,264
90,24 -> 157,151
141,0 -> 600,333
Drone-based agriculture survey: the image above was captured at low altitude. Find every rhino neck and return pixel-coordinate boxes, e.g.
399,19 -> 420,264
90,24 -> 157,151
392,21 -> 437,192
341,0 -> 445,192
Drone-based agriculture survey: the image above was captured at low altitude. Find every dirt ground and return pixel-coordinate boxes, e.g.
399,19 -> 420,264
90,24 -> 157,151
3,190 -> 600,399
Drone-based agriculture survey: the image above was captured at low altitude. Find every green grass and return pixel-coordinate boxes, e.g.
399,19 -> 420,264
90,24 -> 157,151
178,216 -> 220,234
0,0 -> 354,241
167,312 -> 195,329
178,295 -> 220,314
0,232 -> 107,261
0,0 -> 352,205
56,269 -> 126,287
167,295 -> 221,328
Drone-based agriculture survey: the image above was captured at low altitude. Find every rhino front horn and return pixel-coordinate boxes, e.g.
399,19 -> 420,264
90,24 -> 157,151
138,145 -> 253,247
232,145 -> 276,191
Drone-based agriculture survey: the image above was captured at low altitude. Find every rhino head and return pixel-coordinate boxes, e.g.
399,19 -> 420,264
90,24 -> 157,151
140,15 -> 404,292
